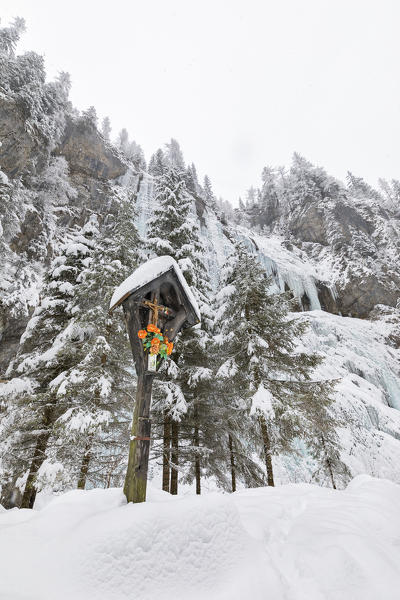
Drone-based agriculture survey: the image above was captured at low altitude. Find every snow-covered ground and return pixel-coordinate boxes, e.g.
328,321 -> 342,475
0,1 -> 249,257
1,477 -> 400,600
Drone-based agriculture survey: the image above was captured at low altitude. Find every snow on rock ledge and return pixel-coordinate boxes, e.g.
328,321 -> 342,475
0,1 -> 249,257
109,255 -> 201,320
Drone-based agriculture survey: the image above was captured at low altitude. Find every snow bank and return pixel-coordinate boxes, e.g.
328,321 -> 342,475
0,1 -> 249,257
1,477 -> 400,600
109,255 -> 201,320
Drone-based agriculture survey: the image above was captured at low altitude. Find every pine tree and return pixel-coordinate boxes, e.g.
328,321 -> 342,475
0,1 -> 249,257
0,19 -> 70,150
147,166 -> 214,493
185,163 -> 199,195
214,242 -> 339,487
165,138 -> 185,172
3,218 -> 99,507
101,116 -> 112,140
117,128 -> 130,154
126,140 -> 146,172
166,251 -> 213,495
287,153 -> 342,208
0,17 -> 25,56
347,171 -> 382,202
148,149 -> 166,177
82,106 -> 98,128
116,129 -> 146,171
256,167 -> 281,229
309,431 -> 350,489
203,175 -> 216,209
147,167 -> 190,259
379,178 -> 400,209
147,166 -> 192,493
246,186 -> 257,208
50,190 -> 143,489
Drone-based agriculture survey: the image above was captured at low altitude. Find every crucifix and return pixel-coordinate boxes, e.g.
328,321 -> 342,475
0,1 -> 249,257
109,256 -> 200,503
142,296 -> 173,324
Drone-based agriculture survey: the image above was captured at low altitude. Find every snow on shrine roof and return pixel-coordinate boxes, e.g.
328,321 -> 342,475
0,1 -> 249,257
109,255 -> 201,320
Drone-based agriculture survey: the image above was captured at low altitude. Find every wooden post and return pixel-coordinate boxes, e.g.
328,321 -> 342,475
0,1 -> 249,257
113,261 -> 201,503
123,372 -> 155,502
122,296 -> 156,503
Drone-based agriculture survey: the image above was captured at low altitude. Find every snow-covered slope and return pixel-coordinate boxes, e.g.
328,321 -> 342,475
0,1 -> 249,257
1,477 -> 400,600
299,311 -> 400,482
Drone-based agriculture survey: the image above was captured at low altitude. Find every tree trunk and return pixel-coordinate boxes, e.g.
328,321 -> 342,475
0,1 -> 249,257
77,435 -> 93,490
21,403 -> 54,509
194,424 -> 201,495
259,415 -> 274,487
170,420 -> 179,495
326,457 -> 337,490
321,435 -> 336,489
162,411 -> 171,492
20,430 -> 51,509
228,433 -> 236,492
124,372 -> 154,503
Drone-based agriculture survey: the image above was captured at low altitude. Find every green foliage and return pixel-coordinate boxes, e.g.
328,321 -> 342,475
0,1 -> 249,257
214,242 -> 340,486
49,188 -> 143,487
1,218 -> 99,501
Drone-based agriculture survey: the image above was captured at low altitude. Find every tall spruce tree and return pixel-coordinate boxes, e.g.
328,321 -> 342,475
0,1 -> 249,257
50,189 -> 143,489
165,138 -> 185,172
185,163 -> 200,195
101,116 -> 112,140
203,175 -> 215,208
148,149 -> 165,177
147,165 -> 214,494
214,242 -> 339,487
3,217 -> 99,507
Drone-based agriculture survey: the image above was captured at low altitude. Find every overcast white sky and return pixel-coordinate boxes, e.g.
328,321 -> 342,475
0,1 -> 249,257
2,0 -> 400,203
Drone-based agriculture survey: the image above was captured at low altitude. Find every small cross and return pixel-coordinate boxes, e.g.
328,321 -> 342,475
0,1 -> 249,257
141,297 -> 174,325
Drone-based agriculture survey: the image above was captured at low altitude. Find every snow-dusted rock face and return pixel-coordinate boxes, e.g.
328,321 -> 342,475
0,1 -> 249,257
54,117 -> 127,181
261,193 -> 400,318
300,311 -> 400,482
0,108 -> 130,372
0,96 -> 48,178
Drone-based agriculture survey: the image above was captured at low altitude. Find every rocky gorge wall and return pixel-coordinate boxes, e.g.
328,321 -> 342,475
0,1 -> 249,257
256,188 -> 400,319
0,96 -> 129,372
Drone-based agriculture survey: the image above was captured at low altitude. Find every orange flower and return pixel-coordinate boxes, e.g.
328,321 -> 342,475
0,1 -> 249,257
147,324 -> 160,333
150,345 -> 159,355
137,330 -> 147,339
151,337 -> 160,346
167,342 -> 174,355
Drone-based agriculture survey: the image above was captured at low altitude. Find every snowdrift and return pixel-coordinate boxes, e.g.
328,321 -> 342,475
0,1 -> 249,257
1,477 -> 400,600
